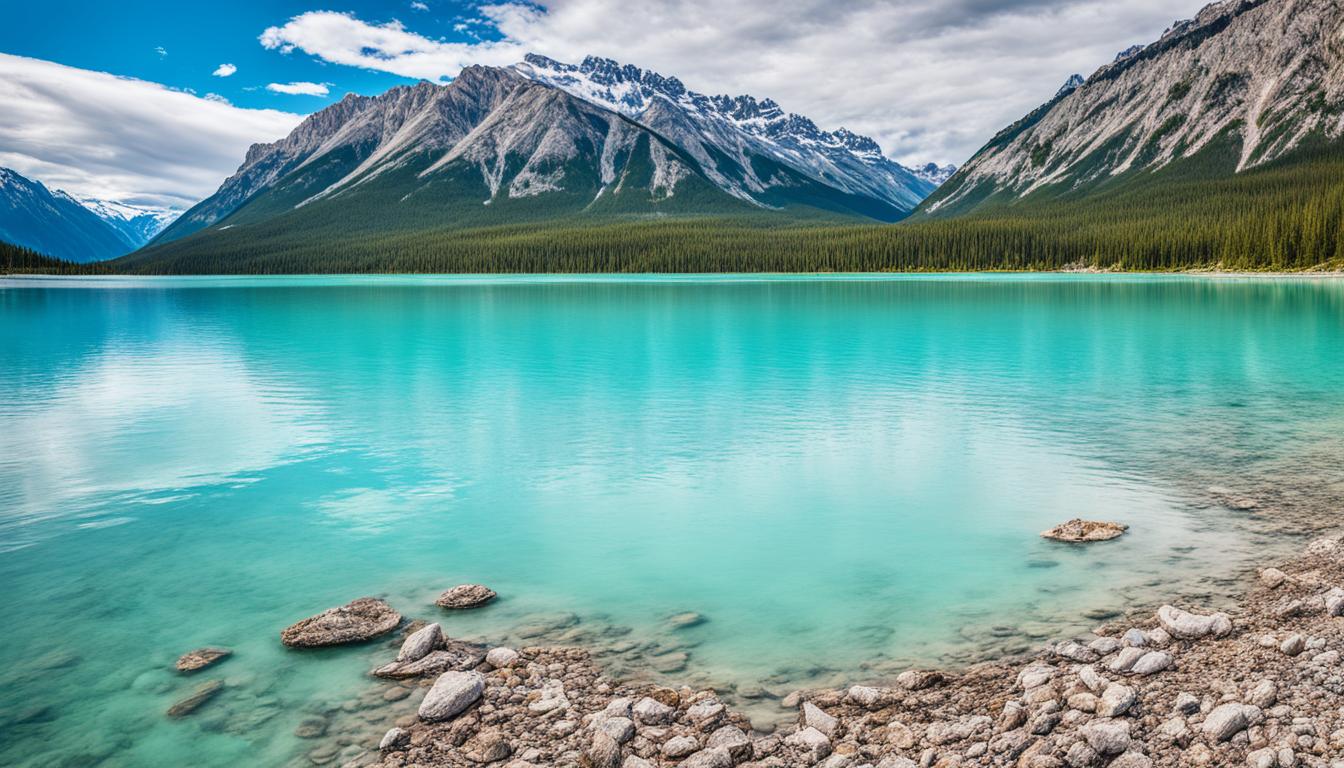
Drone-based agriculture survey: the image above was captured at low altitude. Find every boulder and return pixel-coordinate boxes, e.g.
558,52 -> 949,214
1098,683 -> 1136,717
1130,651 -> 1173,675
1156,605 -> 1232,640
1079,718 -> 1130,756
486,646 -> 520,669
397,622 -> 442,662
662,736 -> 699,758
584,732 -> 621,768
801,702 -> 838,738
418,670 -> 485,722
633,696 -> 673,725
706,725 -> 752,761
1201,703 -> 1261,742
784,727 -> 831,762
435,584 -> 497,609
174,647 -> 231,673
897,669 -> 945,690
280,597 -> 401,647
1040,519 -> 1127,542
379,727 -> 410,751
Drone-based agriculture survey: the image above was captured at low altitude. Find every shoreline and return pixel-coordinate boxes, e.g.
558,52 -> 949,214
5,269 -> 1344,280
274,528 -> 1344,768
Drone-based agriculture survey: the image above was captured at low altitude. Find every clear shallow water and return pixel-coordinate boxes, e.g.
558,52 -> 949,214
1,274 -> 1343,766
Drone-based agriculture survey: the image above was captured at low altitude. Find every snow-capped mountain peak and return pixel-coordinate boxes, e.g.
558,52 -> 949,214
514,53 -> 934,216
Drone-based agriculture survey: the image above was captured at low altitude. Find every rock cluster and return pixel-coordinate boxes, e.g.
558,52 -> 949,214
345,533 -> 1344,767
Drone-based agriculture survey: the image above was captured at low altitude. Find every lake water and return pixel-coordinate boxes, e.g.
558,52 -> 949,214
2,274 -> 1342,767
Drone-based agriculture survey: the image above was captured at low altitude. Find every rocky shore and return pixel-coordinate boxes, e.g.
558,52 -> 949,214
258,532 -> 1344,768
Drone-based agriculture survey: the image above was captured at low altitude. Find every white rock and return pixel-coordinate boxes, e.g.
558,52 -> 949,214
379,727 -> 409,751
1202,703 -> 1261,742
847,685 -> 883,708
1247,680 -> 1278,708
1131,651 -> 1174,675
1108,647 -> 1145,673
1324,587 -> 1344,617
1080,718 -> 1131,756
1016,663 -> 1057,690
1259,568 -> 1287,589
705,725 -> 752,761
1078,665 -> 1108,693
1120,628 -> 1148,647
632,697 -> 673,725
1280,634 -> 1306,656
599,716 -> 635,744
1099,683 -> 1136,717
662,735 -> 699,758
784,727 -> 831,762
802,702 -> 839,738
485,646 -> 520,668
397,623 -> 442,663
1157,605 -> 1232,639
418,671 -> 485,722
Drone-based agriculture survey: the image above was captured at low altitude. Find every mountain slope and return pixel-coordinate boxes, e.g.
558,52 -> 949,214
80,199 -> 179,250
922,0 -> 1344,216
148,66 -> 764,252
0,168 -> 134,262
515,55 -> 934,220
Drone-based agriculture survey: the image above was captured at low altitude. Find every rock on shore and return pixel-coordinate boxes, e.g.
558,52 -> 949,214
280,597 -> 402,648
356,532 -> 1344,767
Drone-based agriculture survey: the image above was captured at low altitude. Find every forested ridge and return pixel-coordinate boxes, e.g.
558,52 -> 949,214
8,139 -> 1343,275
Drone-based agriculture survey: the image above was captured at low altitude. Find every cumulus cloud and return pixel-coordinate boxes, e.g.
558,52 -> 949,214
0,53 -> 302,208
212,63 -> 237,77
259,11 -> 525,80
266,81 -> 331,96
260,0 -> 1205,164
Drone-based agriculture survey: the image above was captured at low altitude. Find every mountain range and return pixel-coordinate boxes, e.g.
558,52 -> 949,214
6,0 -> 1341,274
922,0 -> 1343,216
148,55 -> 941,253
0,168 -> 178,262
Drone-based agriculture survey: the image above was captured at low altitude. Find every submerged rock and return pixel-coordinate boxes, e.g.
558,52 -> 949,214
1040,519 -> 1128,542
174,647 -> 232,673
280,597 -> 401,648
666,611 -> 707,629
434,584 -> 497,609
166,679 -> 223,718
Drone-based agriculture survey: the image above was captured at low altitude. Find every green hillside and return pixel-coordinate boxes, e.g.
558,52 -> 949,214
1,240 -> 109,274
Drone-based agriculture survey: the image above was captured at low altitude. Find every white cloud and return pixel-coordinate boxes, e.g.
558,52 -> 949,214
0,53 -> 302,208
260,11 -> 524,81
266,81 -> 331,96
204,93 -> 231,104
154,46 -> 167,58
212,63 -> 237,77
259,1 -> 1207,164
411,1 -> 430,10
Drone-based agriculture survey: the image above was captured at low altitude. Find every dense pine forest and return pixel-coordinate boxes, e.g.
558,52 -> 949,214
7,139 -> 1344,275
0,241 -> 107,274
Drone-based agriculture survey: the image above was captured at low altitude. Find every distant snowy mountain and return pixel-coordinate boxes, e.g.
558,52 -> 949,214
515,54 -> 934,219
0,168 -> 133,262
913,163 -> 957,186
80,198 -> 180,249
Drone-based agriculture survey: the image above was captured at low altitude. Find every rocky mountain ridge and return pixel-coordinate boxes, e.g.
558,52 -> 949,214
0,168 -> 149,262
923,0 -> 1344,215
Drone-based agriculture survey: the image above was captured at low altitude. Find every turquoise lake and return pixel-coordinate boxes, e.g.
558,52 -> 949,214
2,274 -> 1343,767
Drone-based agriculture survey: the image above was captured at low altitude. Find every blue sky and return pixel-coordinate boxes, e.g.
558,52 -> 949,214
0,1 -> 489,109
0,0 -> 1208,209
